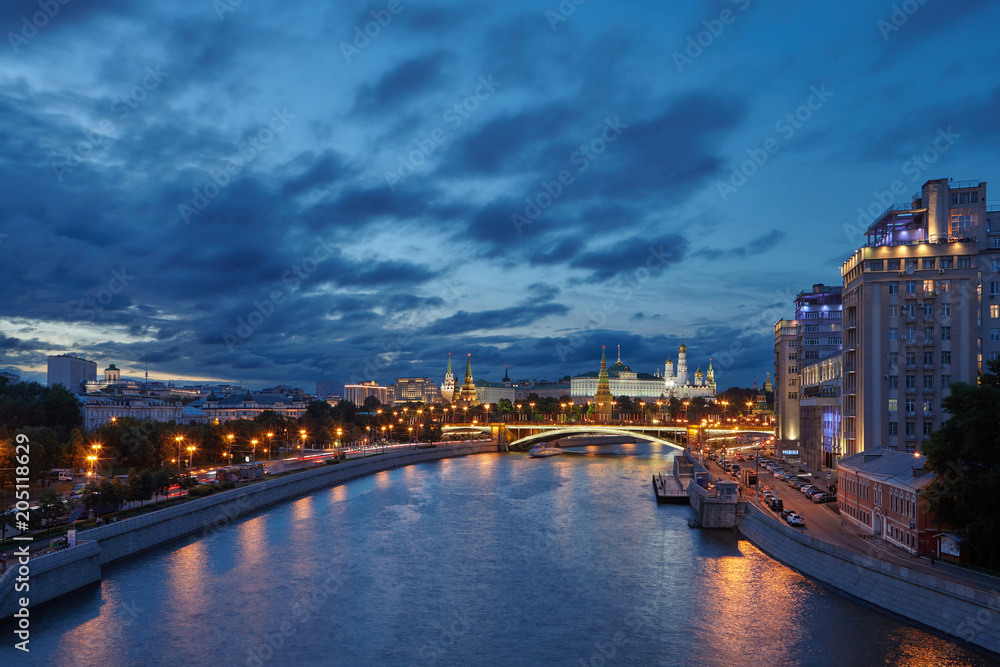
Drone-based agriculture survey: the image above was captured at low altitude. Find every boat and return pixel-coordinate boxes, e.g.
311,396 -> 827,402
528,445 -> 560,458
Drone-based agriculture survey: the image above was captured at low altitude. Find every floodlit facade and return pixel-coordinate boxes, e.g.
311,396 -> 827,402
841,178 -> 999,456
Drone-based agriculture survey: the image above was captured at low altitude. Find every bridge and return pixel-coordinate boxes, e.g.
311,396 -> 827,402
441,423 -> 774,452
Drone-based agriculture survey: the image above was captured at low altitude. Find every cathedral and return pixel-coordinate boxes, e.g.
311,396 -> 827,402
662,339 -> 716,400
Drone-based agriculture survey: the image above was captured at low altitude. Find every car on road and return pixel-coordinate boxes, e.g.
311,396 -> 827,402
786,513 -> 806,526
781,509 -> 795,521
812,493 -> 836,503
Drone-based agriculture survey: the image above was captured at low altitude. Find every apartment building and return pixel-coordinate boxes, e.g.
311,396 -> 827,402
840,178 -> 1000,456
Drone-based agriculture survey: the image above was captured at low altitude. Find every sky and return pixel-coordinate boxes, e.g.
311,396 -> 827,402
1,0 -> 999,392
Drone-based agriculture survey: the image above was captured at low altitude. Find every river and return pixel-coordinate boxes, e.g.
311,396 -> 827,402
5,443 -> 995,666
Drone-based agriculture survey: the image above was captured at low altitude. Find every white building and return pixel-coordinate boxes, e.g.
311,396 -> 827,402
570,344 -> 716,403
83,394 -> 184,430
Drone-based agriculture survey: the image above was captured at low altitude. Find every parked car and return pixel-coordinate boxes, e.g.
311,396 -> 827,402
812,493 -> 836,503
801,485 -> 822,496
769,498 -> 783,511
786,513 -> 806,526
781,509 -> 795,521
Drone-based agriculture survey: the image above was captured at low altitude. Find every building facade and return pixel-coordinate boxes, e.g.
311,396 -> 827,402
773,284 -> 844,466
440,354 -> 456,403
837,448 -> 935,556
83,395 -> 184,430
570,344 -> 715,403
393,377 -> 443,405
841,178 -> 998,456
343,381 -> 393,407
47,355 -> 97,394
196,392 -> 307,423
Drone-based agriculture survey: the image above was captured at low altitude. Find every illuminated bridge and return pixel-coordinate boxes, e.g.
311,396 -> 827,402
440,423 -> 774,451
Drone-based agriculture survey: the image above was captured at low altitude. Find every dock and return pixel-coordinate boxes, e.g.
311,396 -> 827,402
652,473 -> 688,504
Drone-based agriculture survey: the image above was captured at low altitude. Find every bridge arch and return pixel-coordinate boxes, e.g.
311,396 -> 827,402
508,426 -> 684,451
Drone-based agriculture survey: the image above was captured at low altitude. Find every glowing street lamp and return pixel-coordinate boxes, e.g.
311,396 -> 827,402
187,446 -> 196,469
175,435 -> 184,469
267,432 -> 274,459
300,429 -> 306,451
251,439 -> 258,462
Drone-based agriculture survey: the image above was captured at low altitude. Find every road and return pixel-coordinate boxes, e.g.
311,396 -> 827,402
705,456 -> 1000,591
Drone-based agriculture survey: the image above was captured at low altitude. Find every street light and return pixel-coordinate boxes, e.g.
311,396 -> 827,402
174,435 -> 184,469
529,402 -> 535,422
251,439 -> 258,462
266,432 -> 274,460
300,429 -> 306,452
187,446 -> 196,469
227,434 -> 235,463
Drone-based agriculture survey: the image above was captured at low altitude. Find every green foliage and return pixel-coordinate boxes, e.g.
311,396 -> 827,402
38,489 -> 68,525
0,381 -> 82,438
922,359 -> 1000,553
187,484 -> 218,497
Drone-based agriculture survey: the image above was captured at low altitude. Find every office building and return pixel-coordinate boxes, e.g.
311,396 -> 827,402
393,377 -> 442,405
773,284 -> 843,466
344,381 -> 393,406
47,355 -> 97,394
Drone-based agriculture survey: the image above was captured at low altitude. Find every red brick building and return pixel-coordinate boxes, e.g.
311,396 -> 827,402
837,448 -> 936,555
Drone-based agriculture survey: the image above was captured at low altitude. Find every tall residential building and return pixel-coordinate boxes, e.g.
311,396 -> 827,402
47,354 -> 97,394
773,284 -> 843,465
841,178 -> 999,456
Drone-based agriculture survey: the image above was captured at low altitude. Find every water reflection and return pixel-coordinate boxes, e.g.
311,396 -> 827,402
10,444 -> 997,667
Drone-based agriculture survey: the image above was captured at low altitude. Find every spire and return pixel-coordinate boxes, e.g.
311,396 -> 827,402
503,364 -> 510,382
594,346 -> 612,421
446,353 -> 452,375
464,353 -> 473,383
617,344 -> 621,364
679,337 -> 686,353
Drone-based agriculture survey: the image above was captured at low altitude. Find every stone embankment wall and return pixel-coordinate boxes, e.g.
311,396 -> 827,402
0,442 -> 497,619
739,503 -> 1000,655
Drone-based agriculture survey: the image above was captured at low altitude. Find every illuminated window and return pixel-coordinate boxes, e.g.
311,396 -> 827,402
888,398 -> 898,413
992,305 -> 999,318
923,280 -> 935,295
938,280 -> 951,293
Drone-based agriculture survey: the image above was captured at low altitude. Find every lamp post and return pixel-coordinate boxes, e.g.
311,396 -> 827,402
336,428 -> 343,450
721,400 -> 728,426
187,446 -> 196,469
300,429 -> 306,452
227,434 -> 235,463
175,435 -> 184,470
515,403 -> 522,422
683,401 -> 690,423
266,432 -> 274,460
529,402 -> 535,423
251,439 -> 258,462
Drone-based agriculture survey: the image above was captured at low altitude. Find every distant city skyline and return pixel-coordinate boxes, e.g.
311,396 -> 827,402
2,2 -> 999,391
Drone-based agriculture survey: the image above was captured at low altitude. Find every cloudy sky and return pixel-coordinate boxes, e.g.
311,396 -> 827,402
1,0 -> 999,392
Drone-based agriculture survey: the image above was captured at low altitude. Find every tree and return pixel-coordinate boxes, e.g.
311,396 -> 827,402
922,358 -> 1000,555
497,398 -> 513,415
362,395 -> 383,412
153,470 -> 172,500
38,489 -> 68,526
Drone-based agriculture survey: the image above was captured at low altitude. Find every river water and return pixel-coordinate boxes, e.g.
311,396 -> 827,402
5,443 -> 995,666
